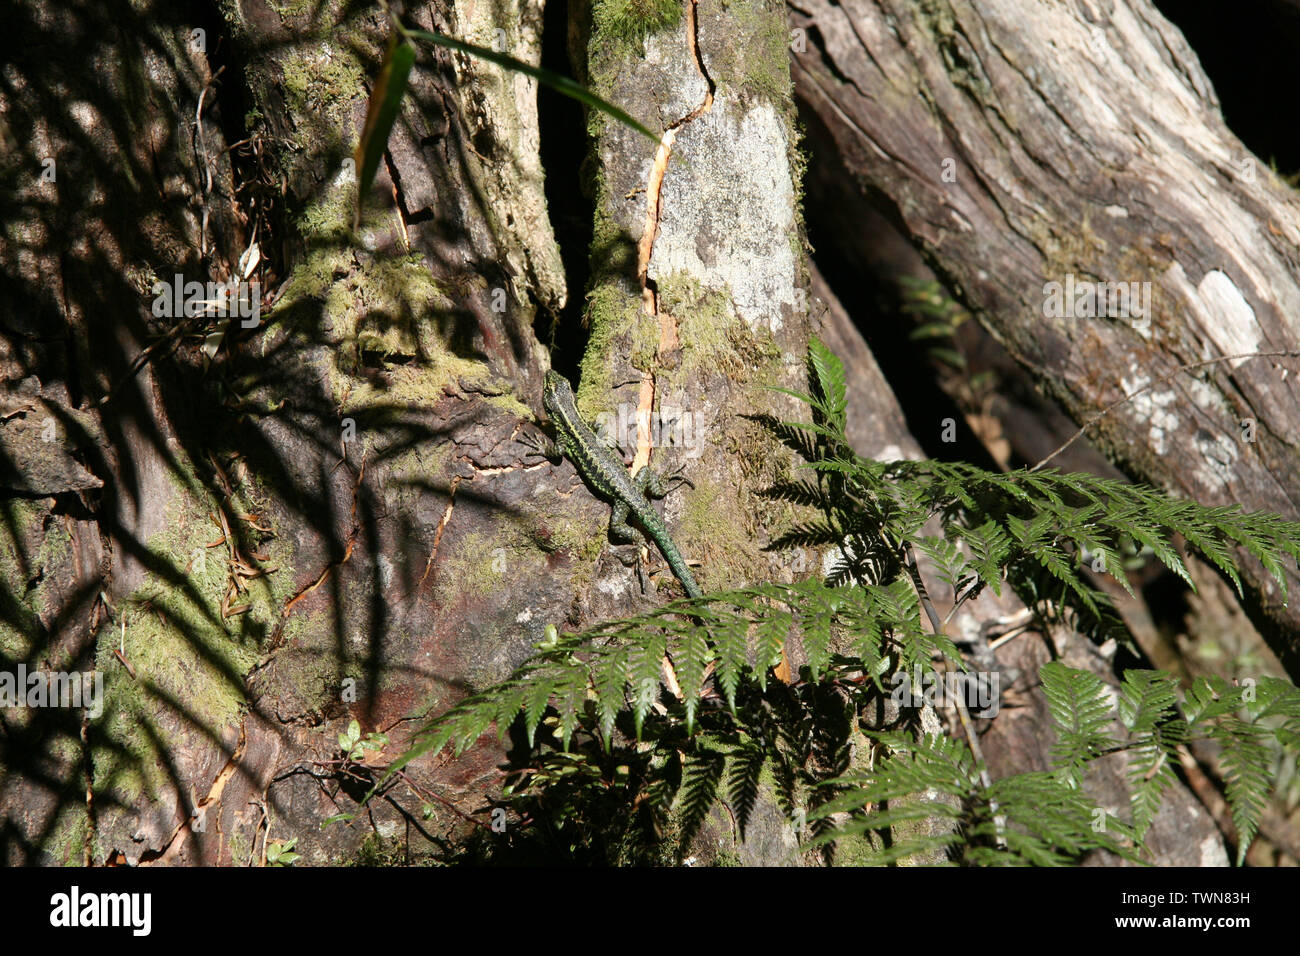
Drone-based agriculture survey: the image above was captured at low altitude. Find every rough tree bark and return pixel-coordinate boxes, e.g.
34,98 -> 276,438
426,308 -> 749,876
1,0 -> 820,865
789,0 -> 1300,678
2,0 -> 245,864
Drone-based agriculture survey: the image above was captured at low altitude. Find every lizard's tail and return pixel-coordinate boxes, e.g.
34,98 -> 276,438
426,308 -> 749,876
665,549 -> 702,600
639,506 -> 702,600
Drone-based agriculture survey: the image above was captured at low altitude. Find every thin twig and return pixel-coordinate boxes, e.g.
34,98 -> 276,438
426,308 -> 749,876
193,65 -> 225,258
901,540 -> 1005,847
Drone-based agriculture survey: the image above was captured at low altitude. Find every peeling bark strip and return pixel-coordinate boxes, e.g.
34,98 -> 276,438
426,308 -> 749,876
633,0 -> 717,471
146,721 -> 247,866
791,0 -> 1300,675
635,0 -> 717,305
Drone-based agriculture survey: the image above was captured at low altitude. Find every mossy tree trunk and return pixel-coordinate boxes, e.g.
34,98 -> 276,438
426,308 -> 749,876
1,0 -> 817,866
1,0 -> 580,865
1,0 -> 247,865
564,0 -> 819,862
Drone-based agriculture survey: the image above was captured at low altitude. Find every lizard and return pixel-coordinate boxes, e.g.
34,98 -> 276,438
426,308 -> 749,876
536,369 -> 702,600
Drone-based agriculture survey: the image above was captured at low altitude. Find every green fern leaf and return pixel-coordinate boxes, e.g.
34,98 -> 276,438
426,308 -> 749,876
631,630 -> 667,738
676,749 -> 726,847
1041,662 -> 1116,786
1118,670 -> 1183,836
727,741 -> 767,839
808,336 -> 848,432
1213,718 -> 1272,864
524,668 -> 557,746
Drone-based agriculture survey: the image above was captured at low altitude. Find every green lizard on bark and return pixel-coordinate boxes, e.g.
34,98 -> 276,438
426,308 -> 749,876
538,370 -> 701,600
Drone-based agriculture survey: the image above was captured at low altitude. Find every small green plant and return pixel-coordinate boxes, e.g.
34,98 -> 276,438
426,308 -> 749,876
265,837 -> 300,867
902,275 -> 971,372
366,338 -> 1300,865
338,719 -> 389,763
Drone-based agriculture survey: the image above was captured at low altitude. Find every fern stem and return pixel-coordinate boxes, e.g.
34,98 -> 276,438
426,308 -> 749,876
900,540 -> 1007,848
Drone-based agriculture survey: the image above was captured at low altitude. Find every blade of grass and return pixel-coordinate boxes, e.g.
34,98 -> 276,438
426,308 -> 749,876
353,30 -> 416,231
399,26 -> 659,143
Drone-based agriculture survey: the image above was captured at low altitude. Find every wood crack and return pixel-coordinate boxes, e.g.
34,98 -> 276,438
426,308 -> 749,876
631,0 -> 716,473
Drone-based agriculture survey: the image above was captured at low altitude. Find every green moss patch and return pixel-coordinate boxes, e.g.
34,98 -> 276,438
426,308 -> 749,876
280,42 -> 365,124
92,474 -> 291,804
593,0 -> 685,50
677,477 -> 764,591
578,282 -> 647,417
270,247 -> 489,416
713,0 -> 792,104
0,497 -> 66,661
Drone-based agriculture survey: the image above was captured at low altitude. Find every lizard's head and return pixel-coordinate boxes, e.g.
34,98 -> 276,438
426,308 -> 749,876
542,369 -> 574,418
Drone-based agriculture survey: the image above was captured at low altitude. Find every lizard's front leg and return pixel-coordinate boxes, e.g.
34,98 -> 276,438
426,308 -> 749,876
517,426 -> 560,464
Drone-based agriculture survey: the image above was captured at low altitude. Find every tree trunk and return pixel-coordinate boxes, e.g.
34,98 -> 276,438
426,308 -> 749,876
0,0 -> 821,865
790,0 -> 1300,678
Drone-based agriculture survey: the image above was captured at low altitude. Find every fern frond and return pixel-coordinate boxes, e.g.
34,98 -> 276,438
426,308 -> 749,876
956,520 -> 1011,595
752,611 -> 788,688
1041,662 -> 1116,787
812,732 -> 1132,865
914,535 -> 970,595
1248,676 -> 1300,751
523,667 -> 559,746
1213,718 -> 1272,864
812,732 -> 976,815
676,627 -> 710,733
631,630 -> 667,738
712,618 -> 747,711
1184,675 -> 1248,725
807,336 -> 848,433
977,771 -> 1134,865
676,748 -> 726,847
1118,670 -> 1183,836
1118,669 -> 1180,733
727,740 -> 766,839
591,647 -> 629,744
